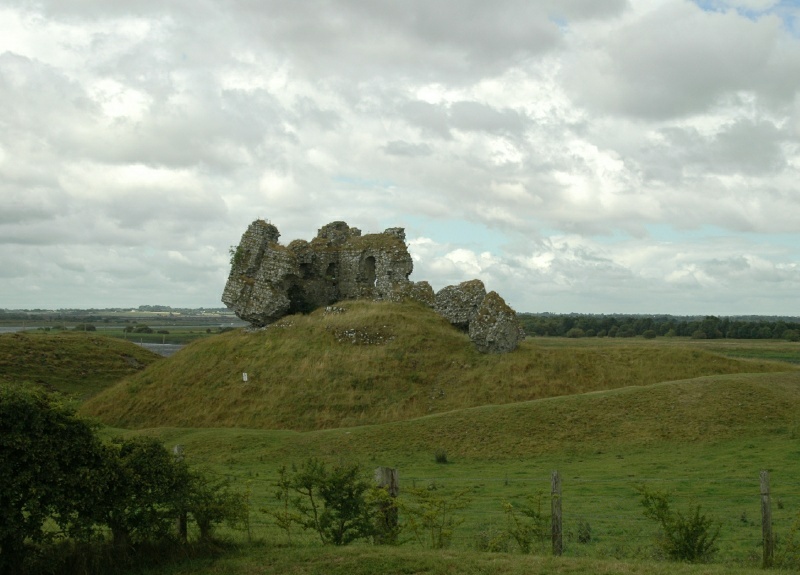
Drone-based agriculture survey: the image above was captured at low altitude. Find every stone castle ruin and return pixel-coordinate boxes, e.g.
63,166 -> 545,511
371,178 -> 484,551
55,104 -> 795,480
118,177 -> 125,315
222,219 -> 522,353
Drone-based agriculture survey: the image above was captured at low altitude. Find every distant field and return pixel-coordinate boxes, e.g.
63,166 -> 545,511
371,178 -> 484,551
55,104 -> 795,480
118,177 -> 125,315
532,336 -> 800,365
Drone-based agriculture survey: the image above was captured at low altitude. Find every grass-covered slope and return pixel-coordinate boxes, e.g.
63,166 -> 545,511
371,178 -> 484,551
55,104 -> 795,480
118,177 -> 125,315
0,331 -> 161,399
80,300 -> 793,431
140,370 -> 800,464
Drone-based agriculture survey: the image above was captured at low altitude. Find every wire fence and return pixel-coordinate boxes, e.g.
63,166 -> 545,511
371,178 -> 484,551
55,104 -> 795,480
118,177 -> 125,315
199,464 -> 800,567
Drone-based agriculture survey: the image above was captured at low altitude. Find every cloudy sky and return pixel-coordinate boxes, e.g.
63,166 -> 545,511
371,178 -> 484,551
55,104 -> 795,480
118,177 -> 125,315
2,0 -> 799,315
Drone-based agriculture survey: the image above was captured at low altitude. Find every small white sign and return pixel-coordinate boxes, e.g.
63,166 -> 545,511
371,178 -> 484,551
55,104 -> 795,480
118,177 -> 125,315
242,372 -> 248,382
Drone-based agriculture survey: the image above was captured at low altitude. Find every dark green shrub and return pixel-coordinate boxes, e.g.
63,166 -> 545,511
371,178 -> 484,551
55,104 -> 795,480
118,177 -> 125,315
637,485 -> 720,563
271,459 -> 375,546
577,519 -> 592,543
401,486 -> 471,549
434,449 -> 448,464
186,472 -> 249,541
475,523 -> 510,552
502,495 -> 549,553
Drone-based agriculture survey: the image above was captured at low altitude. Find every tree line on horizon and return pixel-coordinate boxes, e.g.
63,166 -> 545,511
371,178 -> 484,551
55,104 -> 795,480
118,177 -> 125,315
518,314 -> 800,341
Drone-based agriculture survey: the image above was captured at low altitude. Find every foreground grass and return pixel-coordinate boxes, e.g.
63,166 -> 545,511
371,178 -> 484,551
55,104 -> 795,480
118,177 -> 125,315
133,544 -> 797,575
111,370 -> 800,567
80,300 -> 794,430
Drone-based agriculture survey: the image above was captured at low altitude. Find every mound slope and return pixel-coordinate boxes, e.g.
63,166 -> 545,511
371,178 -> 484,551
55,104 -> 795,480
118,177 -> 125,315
0,331 -> 161,399
80,301 -> 793,431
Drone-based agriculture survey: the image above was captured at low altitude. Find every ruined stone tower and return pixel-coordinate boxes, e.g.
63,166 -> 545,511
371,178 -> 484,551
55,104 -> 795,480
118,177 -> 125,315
222,219 -> 523,353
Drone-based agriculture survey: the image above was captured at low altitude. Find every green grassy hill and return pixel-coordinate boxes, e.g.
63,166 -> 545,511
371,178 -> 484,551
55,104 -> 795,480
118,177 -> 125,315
7,301 -> 800,573
127,369 -> 800,573
0,331 -> 161,399
80,300 -> 793,431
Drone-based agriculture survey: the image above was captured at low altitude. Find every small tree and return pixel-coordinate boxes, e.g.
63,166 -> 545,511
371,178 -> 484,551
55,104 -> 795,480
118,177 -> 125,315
401,485 -> 472,549
637,485 -> 720,563
186,471 -> 249,541
272,459 -> 375,545
98,437 -> 191,548
502,494 -> 549,553
0,384 -> 107,572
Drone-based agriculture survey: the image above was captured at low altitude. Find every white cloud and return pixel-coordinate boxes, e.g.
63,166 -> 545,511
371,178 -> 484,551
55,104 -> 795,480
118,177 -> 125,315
1,0 -> 799,315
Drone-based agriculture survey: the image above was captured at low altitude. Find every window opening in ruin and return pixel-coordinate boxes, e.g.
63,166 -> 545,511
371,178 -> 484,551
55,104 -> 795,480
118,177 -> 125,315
364,256 -> 376,287
287,283 -> 314,315
325,263 -> 338,284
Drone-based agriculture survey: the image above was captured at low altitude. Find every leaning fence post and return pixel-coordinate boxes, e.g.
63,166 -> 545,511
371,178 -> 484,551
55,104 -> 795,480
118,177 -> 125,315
761,470 -> 773,568
551,470 -> 563,556
374,467 -> 400,544
174,445 -> 187,542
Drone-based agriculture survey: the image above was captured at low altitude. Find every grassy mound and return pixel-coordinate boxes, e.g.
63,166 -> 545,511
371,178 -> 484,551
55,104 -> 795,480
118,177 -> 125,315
80,300 -> 793,430
119,369 -> 800,570
0,331 -> 161,399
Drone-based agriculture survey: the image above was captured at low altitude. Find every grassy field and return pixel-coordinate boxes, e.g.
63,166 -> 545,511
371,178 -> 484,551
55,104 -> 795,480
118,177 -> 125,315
6,300 -> 800,574
79,300 -> 792,431
131,544 -> 796,575
0,331 -> 161,399
114,369 -> 800,569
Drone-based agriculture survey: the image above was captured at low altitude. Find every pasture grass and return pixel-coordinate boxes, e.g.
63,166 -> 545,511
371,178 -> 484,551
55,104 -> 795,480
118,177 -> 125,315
79,300 -> 794,430
117,369 -> 800,568
0,331 -> 161,399
130,543 -> 797,575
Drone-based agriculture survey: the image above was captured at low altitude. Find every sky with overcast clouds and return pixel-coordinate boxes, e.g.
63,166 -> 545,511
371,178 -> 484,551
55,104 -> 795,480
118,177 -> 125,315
2,0 -> 799,315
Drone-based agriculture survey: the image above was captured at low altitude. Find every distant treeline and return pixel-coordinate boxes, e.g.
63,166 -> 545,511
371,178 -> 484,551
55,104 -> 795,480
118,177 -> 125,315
519,313 -> 800,340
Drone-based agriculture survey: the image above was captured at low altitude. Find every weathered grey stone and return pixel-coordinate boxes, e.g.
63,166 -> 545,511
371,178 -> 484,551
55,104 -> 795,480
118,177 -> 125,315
392,280 -> 435,307
468,291 -> 523,353
222,219 -> 414,326
222,219 -> 522,353
434,279 -> 487,332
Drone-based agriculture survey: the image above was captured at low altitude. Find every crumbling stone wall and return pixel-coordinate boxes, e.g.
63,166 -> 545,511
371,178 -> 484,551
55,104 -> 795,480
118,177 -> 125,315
222,220 -> 421,326
222,219 -> 523,353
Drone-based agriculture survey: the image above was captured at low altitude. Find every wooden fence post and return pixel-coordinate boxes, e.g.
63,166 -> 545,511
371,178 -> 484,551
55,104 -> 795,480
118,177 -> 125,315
174,445 -> 187,542
761,470 -> 773,568
374,467 -> 399,544
551,470 -> 563,556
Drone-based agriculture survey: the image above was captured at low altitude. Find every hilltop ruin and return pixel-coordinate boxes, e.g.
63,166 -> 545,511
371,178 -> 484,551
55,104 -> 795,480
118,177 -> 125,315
222,219 -> 522,353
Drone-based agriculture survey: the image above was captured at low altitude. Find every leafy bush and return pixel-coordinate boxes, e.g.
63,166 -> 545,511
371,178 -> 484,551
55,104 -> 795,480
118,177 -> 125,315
577,519 -> 592,544
0,384 -> 106,573
0,384 -> 249,573
474,523 -> 510,552
270,459 -> 375,545
501,494 -> 549,553
637,485 -> 720,563
400,486 -> 472,549
434,449 -> 448,464
186,471 -> 250,541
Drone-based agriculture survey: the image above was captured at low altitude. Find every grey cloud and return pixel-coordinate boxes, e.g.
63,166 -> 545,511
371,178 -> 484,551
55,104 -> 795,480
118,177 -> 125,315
449,101 -> 529,137
397,99 -> 529,140
399,101 -> 453,139
567,2 -> 800,119
649,119 -> 787,178
382,140 -> 432,157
